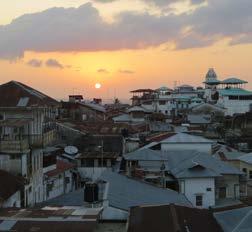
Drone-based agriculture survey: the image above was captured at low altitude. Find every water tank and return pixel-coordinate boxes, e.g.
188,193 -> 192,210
84,183 -> 99,203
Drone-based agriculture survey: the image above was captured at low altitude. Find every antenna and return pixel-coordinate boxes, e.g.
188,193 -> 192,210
174,81 -> 177,89
114,88 -> 117,100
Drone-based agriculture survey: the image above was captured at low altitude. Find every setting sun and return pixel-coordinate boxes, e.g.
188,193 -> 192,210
95,83 -> 101,89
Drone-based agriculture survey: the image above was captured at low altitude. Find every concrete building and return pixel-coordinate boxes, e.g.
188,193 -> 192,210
159,133 -> 215,154
0,80 -> 59,206
123,148 -> 242,208
76,151 -> 119,181
44,159 -> 75,201
217,87 -> 252,116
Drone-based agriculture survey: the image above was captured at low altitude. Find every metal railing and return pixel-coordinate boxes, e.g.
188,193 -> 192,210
0,129 -> 57,153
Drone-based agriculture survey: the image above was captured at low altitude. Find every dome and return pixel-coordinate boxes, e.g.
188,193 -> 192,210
204,68 -> 221,85
206,68 -> 217,79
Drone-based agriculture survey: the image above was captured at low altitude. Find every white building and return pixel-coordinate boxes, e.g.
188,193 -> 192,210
113,105 -> 151,124
160,132 -> 215,154
217,87 -> 252,116
123,148 -> 242,208
44,159 -> 75,200
76,151 -> 118,181
203,68 -> 221,102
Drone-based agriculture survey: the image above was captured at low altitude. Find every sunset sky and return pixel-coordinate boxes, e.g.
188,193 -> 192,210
0,0 -> 252,102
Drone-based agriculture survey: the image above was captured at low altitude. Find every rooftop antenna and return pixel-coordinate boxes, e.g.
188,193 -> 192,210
114,88 -> 117,100
174,81 -> 177,89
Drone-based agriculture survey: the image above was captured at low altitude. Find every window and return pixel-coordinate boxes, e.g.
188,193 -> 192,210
249,171 -> 252,179
196,195 -> 203,206
206,188 -> 212,192
242,168 -> 247,174
159,100 -> 166,105
0,114 -> 3,121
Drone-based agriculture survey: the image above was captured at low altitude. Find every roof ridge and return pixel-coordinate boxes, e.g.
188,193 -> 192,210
13,81 -> 47,100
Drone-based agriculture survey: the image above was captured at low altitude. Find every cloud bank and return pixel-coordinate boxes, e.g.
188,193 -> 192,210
0,1 -> 251,59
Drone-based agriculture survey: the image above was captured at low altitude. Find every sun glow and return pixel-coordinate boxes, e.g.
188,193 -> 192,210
95,83 -> 102,89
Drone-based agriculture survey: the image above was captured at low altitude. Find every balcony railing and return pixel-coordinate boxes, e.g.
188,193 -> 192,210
0,129 -> 57,153
0,138 -> 29,153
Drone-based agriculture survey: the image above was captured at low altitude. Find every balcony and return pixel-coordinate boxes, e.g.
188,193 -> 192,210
29,129 -> 58,148
0,129 -> 57,153
0,137 -> 29,153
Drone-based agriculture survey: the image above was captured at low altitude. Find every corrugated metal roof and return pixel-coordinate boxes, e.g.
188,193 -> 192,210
0,220 -> 17,231
124,149 -> 165,161
238,153 -> 252,164
100,171 -> 191,211
113,114 -> 131,122
123,149 -> 242,178
187,114 -> 211,124
160,133 -> 214,143
79,102 -> 106,113
214,206 -> 252,232
0,81 -> 58,107
128,204 -> 223,232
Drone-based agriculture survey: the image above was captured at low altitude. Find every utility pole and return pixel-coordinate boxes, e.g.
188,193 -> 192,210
101,140 -> 104,170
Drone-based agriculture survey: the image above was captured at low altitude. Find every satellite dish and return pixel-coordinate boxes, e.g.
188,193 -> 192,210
64,146 -> 78,156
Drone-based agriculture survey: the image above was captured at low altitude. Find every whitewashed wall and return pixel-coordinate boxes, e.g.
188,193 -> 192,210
218,96 -> 252,116
180,178 -> 215,208
78,167 -> 112,181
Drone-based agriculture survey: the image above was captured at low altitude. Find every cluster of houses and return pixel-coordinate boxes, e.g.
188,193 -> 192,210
0,69 -> 252,231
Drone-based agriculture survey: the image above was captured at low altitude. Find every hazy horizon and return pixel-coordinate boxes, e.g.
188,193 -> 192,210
0,0 -> 252,100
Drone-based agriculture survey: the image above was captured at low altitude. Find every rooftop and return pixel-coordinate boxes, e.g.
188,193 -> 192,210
45,159 -> 75,177
79,101 -> 106,113
218,88 -> 252,96
214,206 -> 252,232
99,171 -> 191,211
126,106 -> 150,113
156,86 -> 173,92
238,153 -> 252,165
160,132 -> 215,144
123,149 -> 242,178
206,68 -> 218,79
187,114 -> 211,124
0,206 -> 102,232
221,77 -> 248,84
128,204 -> 223,232
0,170 -> 24,202
130,89 -> 156,93
0,81 -> 58,108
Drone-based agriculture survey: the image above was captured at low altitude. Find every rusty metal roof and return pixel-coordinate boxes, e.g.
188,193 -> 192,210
128,204 -> 223,232
0,81 -> 59,108
0,206 -> 102,232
